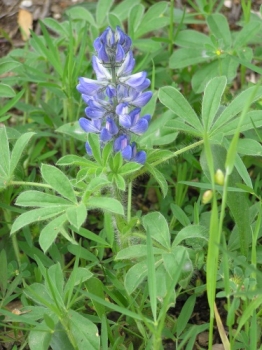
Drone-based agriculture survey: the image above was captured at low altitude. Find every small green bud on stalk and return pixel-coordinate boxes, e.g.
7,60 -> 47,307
214,169 -> 225,186
202,190 -> 213,204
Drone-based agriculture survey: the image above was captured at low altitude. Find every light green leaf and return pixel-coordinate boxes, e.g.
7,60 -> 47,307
56,121 -> 87,142
10,132 -> 35,174
39,214 -> 67,253
202,76 -> 227,131
41,164 -> 77,203
0,89 -> 24,117
107,13 -> 121,28
146,164 -> 168,197
66,6 -> 96,26
175,30 -> 211,48
234,21 -> 262,48
87,197 -> 124,215
207,13 -> 232,48
28,322 -> 52,350
128,4 -> 144,36
66,203 -> 87,230
84,277 -> 105,319
143,212 -> 170,250
113,0 -> 140,21
115,245 -> 166,260
16,191 -> 71,208
96,0 -> 114,27
68,310 -> 100,350
0,84 -> 15,98
170,204 -> 191,227
169,48 -> 209,69
124,260 -> 148,295
0,61 -> 21,75
237,139 -> 262,156
11,207 -> 67,234
118,162 -> 142,176
0,127 -> 10,179
135,2 -> 169,38
159,86 -> 202,132
172,225 -> 208,248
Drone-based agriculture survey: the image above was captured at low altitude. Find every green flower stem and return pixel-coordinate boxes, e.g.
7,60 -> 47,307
131,139 -> 203,181
127,181 -> 132,223
10,181 -> 52,189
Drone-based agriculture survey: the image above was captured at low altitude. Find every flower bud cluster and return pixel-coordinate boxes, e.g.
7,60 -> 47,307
77,26 -> 152,164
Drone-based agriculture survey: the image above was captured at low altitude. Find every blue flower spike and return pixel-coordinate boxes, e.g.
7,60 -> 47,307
77,26 -> 152,164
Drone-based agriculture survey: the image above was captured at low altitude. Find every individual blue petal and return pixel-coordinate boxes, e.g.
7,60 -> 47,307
85,106 -> 104,119
85,141 -> 92,156
135,78 -> 151,92
130,118 -> 149,135
114,134 -> 129,152
106,85 -> 116,98
129,108 -> 141,124
115,44 -> 125,62
93,37 -> 102,52
134,150 -> 146,164
100,128 -> 112,142
119,114 -> 132,128
143,114 -> 151,123
121,145 -> 132,161
105,27 -> 115,46
106,117 -> 119,135
120,72 -> 147,88
117,51 -> 135,77
79,118 -> 101,133
116,102 -> 129,115
77,77 -> 103,95
92,56 -> 111,80
132,91 -> 152,107
98,45 -> 109,63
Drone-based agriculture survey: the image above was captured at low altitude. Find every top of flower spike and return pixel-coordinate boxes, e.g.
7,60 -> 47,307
93,26 -> 132,65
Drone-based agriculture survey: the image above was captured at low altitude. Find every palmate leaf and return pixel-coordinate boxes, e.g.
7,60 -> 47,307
41,164 -> 77,204
10,132 -> 35,175
39,214 -> 67,253
11,207 -> 67,235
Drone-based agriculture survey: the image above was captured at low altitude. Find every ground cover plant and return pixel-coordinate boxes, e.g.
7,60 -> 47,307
1,0 -> 262,349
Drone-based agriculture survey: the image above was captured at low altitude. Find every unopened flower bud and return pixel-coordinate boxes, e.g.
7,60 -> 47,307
202,190 -> 213,204
215,169 -> 224,186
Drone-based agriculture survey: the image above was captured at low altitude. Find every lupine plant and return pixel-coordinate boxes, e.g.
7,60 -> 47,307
1,1 -> 262,349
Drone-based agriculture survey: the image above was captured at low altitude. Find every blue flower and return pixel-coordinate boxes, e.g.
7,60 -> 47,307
77,26 -> 152,164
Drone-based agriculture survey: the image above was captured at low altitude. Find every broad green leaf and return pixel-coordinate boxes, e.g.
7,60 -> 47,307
172,225 -> 208,248
41,164 -> 77,203
96,0 -> 114,27
0,84 -> 15,98
64,267 -> 93,297
202,76 -> 227,131
165,119 -> 202,137
16,191 -> 71,208
66,6 -> 96,26
50,322 -> 74,350
146,164 -> 168,197
234,21 -> 262,48
146,220 -> 157,322
86,178 -> 111,194
57,155 -> 95,167
68,310 -> 100,350
118,162 -> 142,176
237,138 -> 262,156
128,4 -> 144,36
175,30 -> 211,48
113,174 -> 125,191
24,283 -> 54,307
222,110 -> 262,136
10,132 -> 35,174
108,13 -> 121,28
46,263 -> 65,309
113,0 -> 140,21
115,245 -> 166,260
134,38 -> 162,52
135,2 -> 169,38
87,197 -> 124,215
211,86 -> 262,135
85,277 -> 105,319
0,61 -> 21,75
11,207 -> 67,234
192,57 -> 238,94
207,13 -> 232,48
28,322 -> 52,350
124,260 -> 148,295
159,86 -> 202,132
39,214 -> 67,253
42,18 -> 68,37
0,127 -> 10,179
66,203 -> 87,230
56,121 -> 87,141
77,227 -> 109,247
143,212 -> 170,250
170,204 -> 191,227
169,48 -> 210,69
67,244 -> 98,263
88,133 -> 102,165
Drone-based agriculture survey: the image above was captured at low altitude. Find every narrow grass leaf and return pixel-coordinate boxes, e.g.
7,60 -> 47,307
41,164 -> 77,204
0,89 -> 24,117
176,295 -> 196,336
